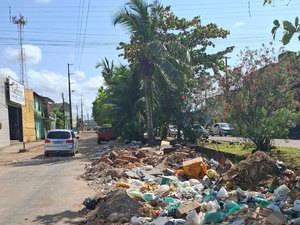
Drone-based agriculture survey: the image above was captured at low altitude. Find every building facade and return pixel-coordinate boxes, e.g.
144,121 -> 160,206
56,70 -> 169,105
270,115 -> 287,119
0,76 -> 10,148
22,89 -> 36,142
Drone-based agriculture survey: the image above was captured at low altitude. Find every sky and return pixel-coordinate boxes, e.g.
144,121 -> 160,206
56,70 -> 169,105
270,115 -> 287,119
0,0 -> 299,121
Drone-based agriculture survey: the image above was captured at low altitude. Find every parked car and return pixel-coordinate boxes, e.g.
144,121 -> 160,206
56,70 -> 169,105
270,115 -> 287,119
72,127 -> 80,135
96,127 -> 117,144
193,125 -> 209,139
44,129 -> 79,157
168,125 -> 178,136
210,123 -> 234,136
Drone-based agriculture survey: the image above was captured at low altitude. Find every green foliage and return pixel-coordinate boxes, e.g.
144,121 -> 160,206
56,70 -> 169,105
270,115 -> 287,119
264,1 -> 299,45
219,43 -> 299,151
52,108 -> 66,129
93,0 -> 233,144
93,64 -> 145,141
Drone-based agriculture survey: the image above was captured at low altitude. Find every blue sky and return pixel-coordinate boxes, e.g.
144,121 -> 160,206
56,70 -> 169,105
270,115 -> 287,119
0,0 -> 299,120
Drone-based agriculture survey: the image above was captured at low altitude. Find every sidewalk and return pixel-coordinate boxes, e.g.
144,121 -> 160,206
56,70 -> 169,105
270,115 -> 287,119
0,140 -> 45,154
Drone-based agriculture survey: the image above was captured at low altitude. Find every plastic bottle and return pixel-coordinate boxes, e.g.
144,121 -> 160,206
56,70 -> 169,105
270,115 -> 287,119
224,201 -> 242,215
274,184 -> 291,196
204,212 -> 226,224
255,197 -> 270,207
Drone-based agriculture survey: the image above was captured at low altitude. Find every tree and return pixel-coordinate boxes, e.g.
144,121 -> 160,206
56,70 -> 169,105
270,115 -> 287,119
219,43 -> 299,151
264,0 -> 299,45
93,63 -> 145,141
95,57 -> 115,85
113,0 -> 190,146
52,108 -> 66,129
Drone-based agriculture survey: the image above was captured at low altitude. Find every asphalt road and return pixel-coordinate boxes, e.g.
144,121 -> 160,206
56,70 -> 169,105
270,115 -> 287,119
209,136 -> 300,149
0,133 -> 97,225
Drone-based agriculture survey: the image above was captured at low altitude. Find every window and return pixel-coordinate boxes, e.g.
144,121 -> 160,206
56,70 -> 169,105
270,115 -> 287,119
47,131 -> 71,139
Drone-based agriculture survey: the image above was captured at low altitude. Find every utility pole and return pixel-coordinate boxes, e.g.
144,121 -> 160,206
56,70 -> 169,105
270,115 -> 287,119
76,105 -> 79,131
81,95 -> 84,131
12,13 -> 27,152
12,14 -> 27,86
68,63 -> 73,130
61,93 -> 65,129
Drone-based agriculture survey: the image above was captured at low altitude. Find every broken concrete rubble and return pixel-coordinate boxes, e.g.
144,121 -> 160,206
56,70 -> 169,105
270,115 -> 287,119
80,141 -> 300,225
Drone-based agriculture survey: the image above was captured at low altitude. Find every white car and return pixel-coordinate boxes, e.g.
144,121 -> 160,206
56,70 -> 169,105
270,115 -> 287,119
44,129 -> 79,157
210,123 -> 234,136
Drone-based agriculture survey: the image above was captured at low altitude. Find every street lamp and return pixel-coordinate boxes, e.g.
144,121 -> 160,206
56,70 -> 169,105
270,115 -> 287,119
68,63 -> 73,130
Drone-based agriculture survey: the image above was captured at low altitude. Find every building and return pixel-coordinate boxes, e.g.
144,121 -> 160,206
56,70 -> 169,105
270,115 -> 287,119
0,75 -> 10,148
22,89 -> 36,142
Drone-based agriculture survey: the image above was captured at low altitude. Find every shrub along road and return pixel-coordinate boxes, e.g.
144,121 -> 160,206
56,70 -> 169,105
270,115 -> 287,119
208,136 -> 300,149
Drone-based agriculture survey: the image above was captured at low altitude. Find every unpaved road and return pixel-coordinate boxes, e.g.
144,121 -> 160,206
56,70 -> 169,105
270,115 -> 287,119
0,132 -> 98,225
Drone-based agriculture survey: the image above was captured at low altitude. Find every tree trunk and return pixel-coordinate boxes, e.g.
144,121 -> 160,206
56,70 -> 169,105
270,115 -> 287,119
144,75 -> 154,146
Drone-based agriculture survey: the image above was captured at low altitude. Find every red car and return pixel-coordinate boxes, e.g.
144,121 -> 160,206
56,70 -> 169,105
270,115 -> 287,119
96,127 -> 117,144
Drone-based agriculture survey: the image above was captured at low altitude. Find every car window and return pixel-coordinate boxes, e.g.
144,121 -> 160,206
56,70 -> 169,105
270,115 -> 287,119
98,128 -> 112,132
220,123 -> 228,128
47,131 -> 71,139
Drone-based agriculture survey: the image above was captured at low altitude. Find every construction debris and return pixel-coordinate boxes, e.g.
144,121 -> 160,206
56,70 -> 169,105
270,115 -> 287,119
80,141 -> 300,225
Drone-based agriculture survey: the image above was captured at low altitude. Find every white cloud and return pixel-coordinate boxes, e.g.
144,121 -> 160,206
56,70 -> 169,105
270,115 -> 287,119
26,69 -> 104,117
35,0 -> 52,3
74,70 -> 86,80
4,45 -> 42,65
234,21 -> 244,28
0,68 -> 18,80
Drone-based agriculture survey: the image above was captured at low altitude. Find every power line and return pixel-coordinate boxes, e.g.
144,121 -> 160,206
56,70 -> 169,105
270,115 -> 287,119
77,0 -> 91,70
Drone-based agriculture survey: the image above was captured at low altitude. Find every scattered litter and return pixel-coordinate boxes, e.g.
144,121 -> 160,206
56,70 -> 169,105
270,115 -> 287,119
79,141 -> 300,225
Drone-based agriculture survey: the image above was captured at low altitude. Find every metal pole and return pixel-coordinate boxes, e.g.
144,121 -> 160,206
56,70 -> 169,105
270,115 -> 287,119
68,63 -> 73,130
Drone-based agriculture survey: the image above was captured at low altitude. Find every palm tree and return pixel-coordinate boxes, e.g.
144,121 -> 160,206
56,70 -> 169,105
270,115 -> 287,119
113,0 -> 190,146
95,57 -> 115,85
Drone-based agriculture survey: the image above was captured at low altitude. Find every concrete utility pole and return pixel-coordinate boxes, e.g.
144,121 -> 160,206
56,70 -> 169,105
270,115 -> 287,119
12,14 -> 27,86
68,63 -> 73,130
81,95 -> 84,131
61,93 -> 65,129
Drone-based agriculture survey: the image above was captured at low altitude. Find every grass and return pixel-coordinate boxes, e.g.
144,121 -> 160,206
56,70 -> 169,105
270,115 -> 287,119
203,142 -> 300,169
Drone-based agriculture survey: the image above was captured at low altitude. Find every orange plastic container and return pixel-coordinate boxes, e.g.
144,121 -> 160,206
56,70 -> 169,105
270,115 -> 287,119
182,157 -> 207,178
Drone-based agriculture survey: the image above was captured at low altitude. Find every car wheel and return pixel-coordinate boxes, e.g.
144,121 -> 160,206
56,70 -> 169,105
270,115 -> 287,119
97,139 -> 101,144
70,151 -> 75,156
219,131 -> 223,136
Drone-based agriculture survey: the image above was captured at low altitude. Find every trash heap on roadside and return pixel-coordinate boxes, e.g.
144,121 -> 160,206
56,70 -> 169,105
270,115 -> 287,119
80,141 -> 300,225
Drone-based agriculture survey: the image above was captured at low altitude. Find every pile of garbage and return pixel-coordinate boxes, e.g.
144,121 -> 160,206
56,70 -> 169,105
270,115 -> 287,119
80,142 -> 300,225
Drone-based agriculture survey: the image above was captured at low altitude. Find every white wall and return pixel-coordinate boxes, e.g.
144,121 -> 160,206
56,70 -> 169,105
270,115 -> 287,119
0,76 -> 10,148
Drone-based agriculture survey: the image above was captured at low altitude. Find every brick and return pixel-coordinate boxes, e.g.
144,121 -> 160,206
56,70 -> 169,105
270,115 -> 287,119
100,157 -> 113,165
114,159 -> 128,164
110,151 -> 119,158
119,155 -> 140,163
